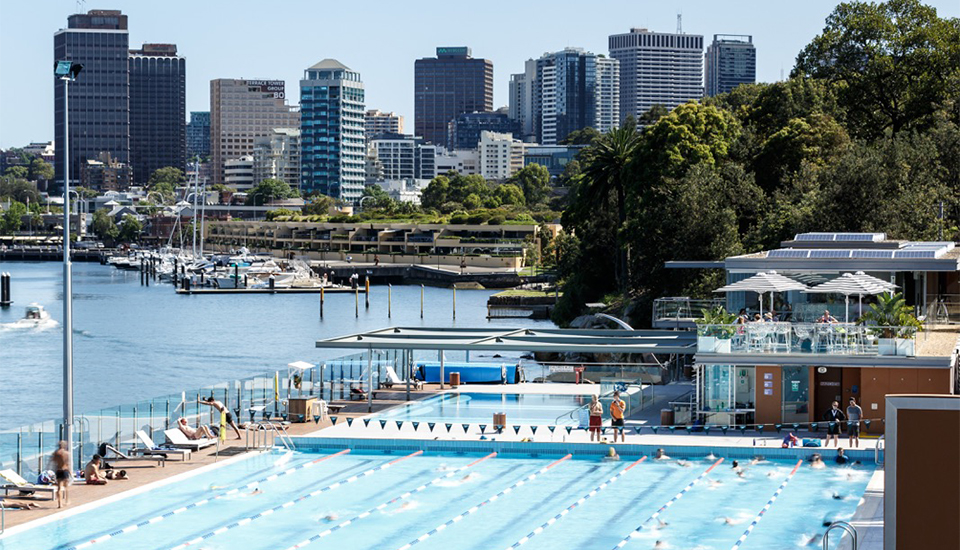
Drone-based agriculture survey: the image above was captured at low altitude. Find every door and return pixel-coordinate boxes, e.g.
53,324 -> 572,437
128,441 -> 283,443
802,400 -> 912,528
814,366 -> 843,419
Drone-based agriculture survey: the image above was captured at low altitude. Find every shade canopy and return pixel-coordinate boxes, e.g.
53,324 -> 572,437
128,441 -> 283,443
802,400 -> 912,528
713,271 -> 810,294
802,272 -> 899,321
287,361 -> 314,372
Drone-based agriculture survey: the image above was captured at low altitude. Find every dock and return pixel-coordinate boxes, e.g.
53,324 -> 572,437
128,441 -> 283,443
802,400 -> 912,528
175,286 -> 365,295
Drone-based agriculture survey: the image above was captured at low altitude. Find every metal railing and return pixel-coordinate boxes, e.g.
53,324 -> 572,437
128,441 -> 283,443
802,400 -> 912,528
875,434 -> 884,466
823,521 -> 858,550
696,323 -> 923,356
245,421 -> 295,451
653,297 -> 725,326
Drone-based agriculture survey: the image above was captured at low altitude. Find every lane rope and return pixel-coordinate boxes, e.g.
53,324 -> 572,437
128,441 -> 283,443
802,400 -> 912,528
505,456 -> 647,549
729,459 -> 803,550
67,450 -> 351,550
281,452 -> 498,550
169,450 -> 423,550
611,457 -> 725,549
395,454 -> 572,550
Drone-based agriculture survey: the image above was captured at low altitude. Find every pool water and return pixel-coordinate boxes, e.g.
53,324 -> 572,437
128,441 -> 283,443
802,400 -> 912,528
373,392 -> 591,426
1,448 -> 872,550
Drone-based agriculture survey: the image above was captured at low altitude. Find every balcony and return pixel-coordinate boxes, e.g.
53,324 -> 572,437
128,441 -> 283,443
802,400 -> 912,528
652,297 -> 725,329
695,322 -> 922,357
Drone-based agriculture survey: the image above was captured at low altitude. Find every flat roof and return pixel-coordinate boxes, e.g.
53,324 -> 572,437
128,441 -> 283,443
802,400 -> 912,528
695,353 -> 952,368
316,326 -> 697,354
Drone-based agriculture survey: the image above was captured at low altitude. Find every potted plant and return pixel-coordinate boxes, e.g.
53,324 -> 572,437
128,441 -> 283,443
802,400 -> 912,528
860,292 -> 923,356
696,306 -> 738,353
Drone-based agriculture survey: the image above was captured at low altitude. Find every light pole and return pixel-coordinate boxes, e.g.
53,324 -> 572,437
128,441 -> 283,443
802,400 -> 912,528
55,59 -> 82,463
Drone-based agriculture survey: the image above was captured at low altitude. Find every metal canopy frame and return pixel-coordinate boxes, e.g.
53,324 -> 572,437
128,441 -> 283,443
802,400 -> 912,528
316,326 -> 698,355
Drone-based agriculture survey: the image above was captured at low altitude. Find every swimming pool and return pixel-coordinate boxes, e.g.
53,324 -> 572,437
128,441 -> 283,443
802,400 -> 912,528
1,446 -> 871,550
374,392 -> 591,426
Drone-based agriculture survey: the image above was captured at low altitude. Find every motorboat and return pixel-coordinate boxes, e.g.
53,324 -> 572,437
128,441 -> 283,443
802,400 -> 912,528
3,303 -> 57,329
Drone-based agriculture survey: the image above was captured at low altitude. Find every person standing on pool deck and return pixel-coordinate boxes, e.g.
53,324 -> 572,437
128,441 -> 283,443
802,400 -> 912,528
199,396 -> 243,439
846,397 -> 863,448
823,401 -> 846,447
610,391 -> 626,443
589,395 -> 603,442
48,440 -> 71,508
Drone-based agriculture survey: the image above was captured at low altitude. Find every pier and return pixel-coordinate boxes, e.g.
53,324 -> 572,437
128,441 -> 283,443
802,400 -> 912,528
175,286 -> 364,295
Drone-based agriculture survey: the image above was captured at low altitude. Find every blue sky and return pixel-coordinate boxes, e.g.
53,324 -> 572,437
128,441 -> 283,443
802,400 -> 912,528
1,0 -> 957,148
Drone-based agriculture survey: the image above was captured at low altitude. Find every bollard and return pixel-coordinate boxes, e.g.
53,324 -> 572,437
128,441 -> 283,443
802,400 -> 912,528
388,284 -> 392,318
184,277 -> 191,293
234,264 -> 239,288
1,272 -> 11,307
200,271 -> 205,286
355,287 -> 359,317
420,284 -> 424,318
243,274 -> 248,288
140,259 -> 145,285
365,276 -> 370,309
320,286 -> 325,319
453,285 -> 456,320
268,276 -> 275,292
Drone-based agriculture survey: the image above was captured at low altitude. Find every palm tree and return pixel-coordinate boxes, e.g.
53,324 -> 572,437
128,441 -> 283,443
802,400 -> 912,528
579,119 -> 642,293
860,292 -> 923,338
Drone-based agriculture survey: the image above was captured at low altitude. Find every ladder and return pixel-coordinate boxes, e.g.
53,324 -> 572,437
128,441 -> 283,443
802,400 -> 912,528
823,520 -> 857,549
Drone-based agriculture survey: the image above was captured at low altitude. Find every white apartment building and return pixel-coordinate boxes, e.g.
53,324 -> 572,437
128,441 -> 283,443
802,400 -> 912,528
364,109 -> 404,139
608,28 -> 704,121
434,148 -> 480,176
479,131 -> 524,181
368,134 -> 436,182
252,128 -> 300,188
224,155 -> 254,191
508,60 -> 537,142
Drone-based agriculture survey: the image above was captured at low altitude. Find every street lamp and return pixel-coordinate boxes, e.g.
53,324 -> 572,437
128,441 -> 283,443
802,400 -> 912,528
55,59 -> 82,464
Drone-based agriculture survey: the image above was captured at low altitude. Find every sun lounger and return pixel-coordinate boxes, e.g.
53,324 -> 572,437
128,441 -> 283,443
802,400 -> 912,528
131,430 -> 192,461
350,387 -> 368,400
164,428 -> 218,451
98,443 -> 166,467
382,366 -> 423,390
0,469 -> 57,500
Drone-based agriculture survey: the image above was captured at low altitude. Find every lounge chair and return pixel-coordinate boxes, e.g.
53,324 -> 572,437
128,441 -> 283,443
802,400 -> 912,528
0,469 -> 57,500
350,387 -> 368,400
382,366 -> 423,390
164,428 -> 218,451
131,430 -> 192,461
97,443 -> 166,467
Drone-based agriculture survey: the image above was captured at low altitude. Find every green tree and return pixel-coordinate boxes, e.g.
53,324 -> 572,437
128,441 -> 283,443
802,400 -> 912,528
148,167 -> 185,187
28,158 -> 54,182
421,173 -> 452,209
1,201 -> 27,234
793,0 -> 960,138
246,178 -> 299,205
0,175 -> 41,204
494,183 -> 525,206
92,208 -> 119,240
302,194 -> 335,216
4,166 -> 28,179
361,185 -> 396,210
559,126 -> 601,146
117,214 -> 143,242
638,104 -> 670,126
508,164 -> 551,206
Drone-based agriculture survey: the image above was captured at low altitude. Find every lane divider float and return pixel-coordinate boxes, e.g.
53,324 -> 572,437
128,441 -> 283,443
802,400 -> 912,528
729,459 -> 803,550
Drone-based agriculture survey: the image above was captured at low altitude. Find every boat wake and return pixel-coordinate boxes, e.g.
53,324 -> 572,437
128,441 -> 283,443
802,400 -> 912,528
0,319 -> 59,331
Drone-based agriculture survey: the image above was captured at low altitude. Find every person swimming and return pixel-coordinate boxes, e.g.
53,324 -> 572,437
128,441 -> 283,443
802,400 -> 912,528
810,454 -> 825,470
721,516 -> 746,525
322,512 -> 340,522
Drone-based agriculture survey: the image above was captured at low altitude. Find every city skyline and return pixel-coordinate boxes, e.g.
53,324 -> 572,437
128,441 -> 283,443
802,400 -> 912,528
1,0 -> 958,149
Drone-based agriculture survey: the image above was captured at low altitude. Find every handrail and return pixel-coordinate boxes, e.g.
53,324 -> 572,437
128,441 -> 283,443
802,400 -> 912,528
1,501 -> 5,535
823,521 -> 858,550
875,434 -> 884,466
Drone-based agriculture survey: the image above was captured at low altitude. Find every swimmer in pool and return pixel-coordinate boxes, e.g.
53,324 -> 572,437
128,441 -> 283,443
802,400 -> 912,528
245,488 -> 262,496
654,448 -> 670,460
810,454 -> 825,470
676,460 -> 692,468
707,479 -> 723,488
657,519 -> 669,528
323,513 -> 339,522
654,541 -> 668,549
720,516 -> 746,525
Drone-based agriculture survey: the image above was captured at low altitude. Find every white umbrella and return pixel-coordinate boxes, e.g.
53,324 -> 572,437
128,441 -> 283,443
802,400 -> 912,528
803,272 -> 898,322
714,271 -> 810,318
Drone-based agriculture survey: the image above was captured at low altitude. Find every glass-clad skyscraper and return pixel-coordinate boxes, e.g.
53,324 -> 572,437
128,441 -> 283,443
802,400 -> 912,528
129,44 -> 186,183
299,59 -> 365,202
705,35 -> 756,97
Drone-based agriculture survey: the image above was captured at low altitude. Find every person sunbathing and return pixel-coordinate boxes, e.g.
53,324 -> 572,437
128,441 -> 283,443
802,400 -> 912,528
0,499 -> 41,509
84,455 -> 108,485
178,418 -> 214,440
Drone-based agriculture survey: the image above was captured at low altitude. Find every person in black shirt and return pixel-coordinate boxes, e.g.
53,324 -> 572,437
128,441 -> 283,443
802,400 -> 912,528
823,401 -> 846,447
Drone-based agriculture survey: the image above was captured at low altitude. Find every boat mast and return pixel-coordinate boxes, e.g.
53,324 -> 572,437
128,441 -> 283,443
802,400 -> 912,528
191,156 -> 199,259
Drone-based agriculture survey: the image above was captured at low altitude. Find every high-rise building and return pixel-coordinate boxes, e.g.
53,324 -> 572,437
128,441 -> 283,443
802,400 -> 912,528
508,60 -> 537,142
609,28 -> 704,121
705,35 -> 756,97
434,148 -> 479,176
224,156 -> 254,191
54,10 -> 130,191
516,48 -> 619,145
252,128 -> 301,188
447,111 -> 520,150
414,47 -> 493,147
299,59 -> 365,202
364,109 -> 404,139
210,79 -> 300,185
129,43 -> 185,184
369,133 -> 436,182
479,131 -> 524,181
186,111 -> 211,159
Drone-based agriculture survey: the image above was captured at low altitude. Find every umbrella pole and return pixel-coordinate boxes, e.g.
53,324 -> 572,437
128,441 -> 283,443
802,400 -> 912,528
845,295 -> 850,323
758,292 -> 763,318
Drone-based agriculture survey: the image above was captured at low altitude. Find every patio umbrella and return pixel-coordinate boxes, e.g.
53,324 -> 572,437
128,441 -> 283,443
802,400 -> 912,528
802,272 -> 897,322
714,271 -> 810,318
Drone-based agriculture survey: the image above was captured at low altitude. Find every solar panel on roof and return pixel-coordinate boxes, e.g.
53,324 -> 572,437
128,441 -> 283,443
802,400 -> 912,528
894,250 -> 938,259
851,250 -> 895,258
794,233 -> 835,241
835,233 -> 880,241
768,249 -> 809,258
808,250 -> 852,258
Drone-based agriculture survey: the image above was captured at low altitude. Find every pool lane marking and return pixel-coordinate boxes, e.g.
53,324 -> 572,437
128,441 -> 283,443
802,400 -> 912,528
394,454 -> 572,550
611,457 -> 725,549
169,450 -> 423,550
729,459 -> 803,550
505,456 -> 647,549
67,450 -> 351,550
281,452 -> 498,550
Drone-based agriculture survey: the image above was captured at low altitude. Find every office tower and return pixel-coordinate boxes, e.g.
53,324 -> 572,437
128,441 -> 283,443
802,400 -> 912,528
129,43 -> 186,184
508,60 -> 537,142
54,10 -> 130,191
369,134 -> 437,182
609,28 -> 704,121
447,111 -> 520,150
81,152 -> 133,192
364,109 -> 404,139
210,79 -> 299,185
519,48 -> 619,145
224,156 -> 254,191
524,144 -> 588,180
299,59 -> 365,201
252,128 -> 301,188
479,131 -> 524,181
705,35 -> 756,96
186,111 -> 211,159
414,47 -> 493,146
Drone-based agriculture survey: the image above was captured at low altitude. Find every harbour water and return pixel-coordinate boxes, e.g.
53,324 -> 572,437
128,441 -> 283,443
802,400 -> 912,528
0,261 -> 553,430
